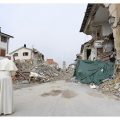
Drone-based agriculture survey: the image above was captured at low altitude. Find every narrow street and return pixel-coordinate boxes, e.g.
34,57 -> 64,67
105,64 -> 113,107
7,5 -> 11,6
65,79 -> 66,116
1,3 -> 120,117
11,80 -> 120,116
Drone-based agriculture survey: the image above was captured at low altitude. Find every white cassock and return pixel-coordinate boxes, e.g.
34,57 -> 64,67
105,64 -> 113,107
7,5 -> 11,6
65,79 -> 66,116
0,57 -> 18,115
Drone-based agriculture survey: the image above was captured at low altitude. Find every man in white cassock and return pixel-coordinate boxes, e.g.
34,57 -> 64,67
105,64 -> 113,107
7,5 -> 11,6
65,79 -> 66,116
0,57 -> 18,115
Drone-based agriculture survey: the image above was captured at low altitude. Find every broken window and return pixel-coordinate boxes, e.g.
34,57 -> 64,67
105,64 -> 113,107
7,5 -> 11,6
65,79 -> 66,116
23,52 -> 29,56
92,25 -> 102,40
1,36 -> 7,43
86,49 -> 91,60
96,26 -> 102,40
0,49 -> 6,56
97,32 -> 100,38
97,48 -> 103,55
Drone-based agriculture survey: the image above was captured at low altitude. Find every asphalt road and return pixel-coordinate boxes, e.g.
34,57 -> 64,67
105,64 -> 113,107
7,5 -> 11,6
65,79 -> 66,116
10,80 -> 120,116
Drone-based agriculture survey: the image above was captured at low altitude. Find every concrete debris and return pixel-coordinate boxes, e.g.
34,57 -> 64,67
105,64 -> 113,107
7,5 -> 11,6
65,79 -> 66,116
13,60 -> 74,88
118,88 -> 120,92
21,80 -> 29,84
29,72 -> 46,83
114,83 -> 120,89
30,72 -> 46,78
99,76 -> 120,98
90,83 -> 98,89
30,64 -> 64,83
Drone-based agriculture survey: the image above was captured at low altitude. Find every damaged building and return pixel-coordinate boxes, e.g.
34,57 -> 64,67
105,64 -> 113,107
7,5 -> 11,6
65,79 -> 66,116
9,44 -> 44,63
74,3 -> 120,88
80,4 -> 116,62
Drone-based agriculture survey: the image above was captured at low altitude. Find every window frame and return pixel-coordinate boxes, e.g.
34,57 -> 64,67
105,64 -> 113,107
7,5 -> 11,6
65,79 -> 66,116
13,53 -> 18,57
23,52 -> 29,56
1,36 -> 7,43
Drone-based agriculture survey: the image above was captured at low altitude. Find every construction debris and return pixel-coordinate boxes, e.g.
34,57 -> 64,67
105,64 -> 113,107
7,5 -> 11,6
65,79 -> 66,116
13,60 -> 74,87
90,83 -> 98,89
99,75 -> 120,98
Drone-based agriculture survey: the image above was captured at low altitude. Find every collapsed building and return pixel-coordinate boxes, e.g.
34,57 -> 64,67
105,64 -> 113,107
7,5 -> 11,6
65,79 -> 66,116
79,4 -> 120,66
74,3 -> 120,81
74,4 -> 120,85
74,4 -> 120,97
10,45 -> 68,84
9,44 -> 46,83
9,44 -> 44,63
80,4 -> 115,62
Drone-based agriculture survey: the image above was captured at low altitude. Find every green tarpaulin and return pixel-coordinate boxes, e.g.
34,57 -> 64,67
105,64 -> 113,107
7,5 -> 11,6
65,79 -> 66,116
74,60 -> 114,85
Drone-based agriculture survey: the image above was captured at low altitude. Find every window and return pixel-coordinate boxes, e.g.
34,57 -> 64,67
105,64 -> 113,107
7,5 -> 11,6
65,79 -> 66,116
0,49 -> 6,56
86,49 -> 91,60
13,53 -> 18,57
1,36 -> 7,43
96,26 -> 102,40
23,52 -> 28,56
97,32 -> 100,38
97,48 -> 103,56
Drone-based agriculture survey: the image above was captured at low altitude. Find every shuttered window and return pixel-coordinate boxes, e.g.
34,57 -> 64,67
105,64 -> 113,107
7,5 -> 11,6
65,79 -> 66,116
0,49 -> 6,56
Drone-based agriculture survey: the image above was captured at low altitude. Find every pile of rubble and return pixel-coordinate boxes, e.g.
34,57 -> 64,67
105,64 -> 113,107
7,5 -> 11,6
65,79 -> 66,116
30,63 -> 63,82
99,75 -> 120,98
14,60 -> 33,83
15,60 -> 33,72
63,69 -> 75,82
14,60 -> 73,84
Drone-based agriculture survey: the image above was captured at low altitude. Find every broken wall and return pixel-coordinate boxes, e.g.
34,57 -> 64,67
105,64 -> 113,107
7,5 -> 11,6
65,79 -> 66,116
103,40 -> 114,52
90,47 -> 96,60
108,4 -> 120,61
102,22 -> 113,36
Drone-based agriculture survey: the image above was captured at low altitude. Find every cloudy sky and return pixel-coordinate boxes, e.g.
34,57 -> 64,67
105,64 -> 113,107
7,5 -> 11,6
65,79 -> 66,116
0,4 -> 92,67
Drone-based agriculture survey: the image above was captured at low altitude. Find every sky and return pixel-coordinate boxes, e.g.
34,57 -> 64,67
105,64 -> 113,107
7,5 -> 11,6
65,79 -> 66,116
0,3 -> 92,67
